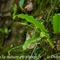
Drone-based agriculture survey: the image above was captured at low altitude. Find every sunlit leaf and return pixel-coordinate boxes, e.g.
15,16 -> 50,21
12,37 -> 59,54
40,32 -> 47,38
53,14 -> 60,34
15,14 -> 46,32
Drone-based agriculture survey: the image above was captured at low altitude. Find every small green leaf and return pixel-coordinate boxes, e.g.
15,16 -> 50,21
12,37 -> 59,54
4,28 -> 11,34
40,32 -> 47,38
19,0 -> 25,9
4,28 -> 9,33
13,4 -> 17,14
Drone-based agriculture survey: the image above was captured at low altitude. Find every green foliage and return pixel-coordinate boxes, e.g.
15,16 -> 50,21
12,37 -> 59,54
8,45 -> 22,54
0,28 -> 11,34
0,28 -> 11,47
23,37 -> 39,50
0,0 -> 60,59
13,4 -> 17,16
53,14 -> 60,34
13,14 -> 46,32
19,0 -> 25,9
40,32 -> 47,38
0,28 -> 11,38
0,28 -> 4,33
4,28 -> 11,34
13,14 -> 54,50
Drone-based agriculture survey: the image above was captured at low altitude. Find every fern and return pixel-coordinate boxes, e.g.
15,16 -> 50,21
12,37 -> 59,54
13,14 -> 54,50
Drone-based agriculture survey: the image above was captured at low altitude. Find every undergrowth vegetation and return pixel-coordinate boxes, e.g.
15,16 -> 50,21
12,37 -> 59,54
0,0 -> 60,60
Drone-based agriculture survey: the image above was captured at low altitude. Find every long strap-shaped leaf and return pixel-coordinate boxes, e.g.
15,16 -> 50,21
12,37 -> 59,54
13,14 -> 54,49
53,14 -> 60,34
17,14 -> 46,32
23,37 -> 39,50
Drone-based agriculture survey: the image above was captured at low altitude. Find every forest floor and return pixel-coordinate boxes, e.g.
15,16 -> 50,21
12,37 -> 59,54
0,0 -> 60,60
